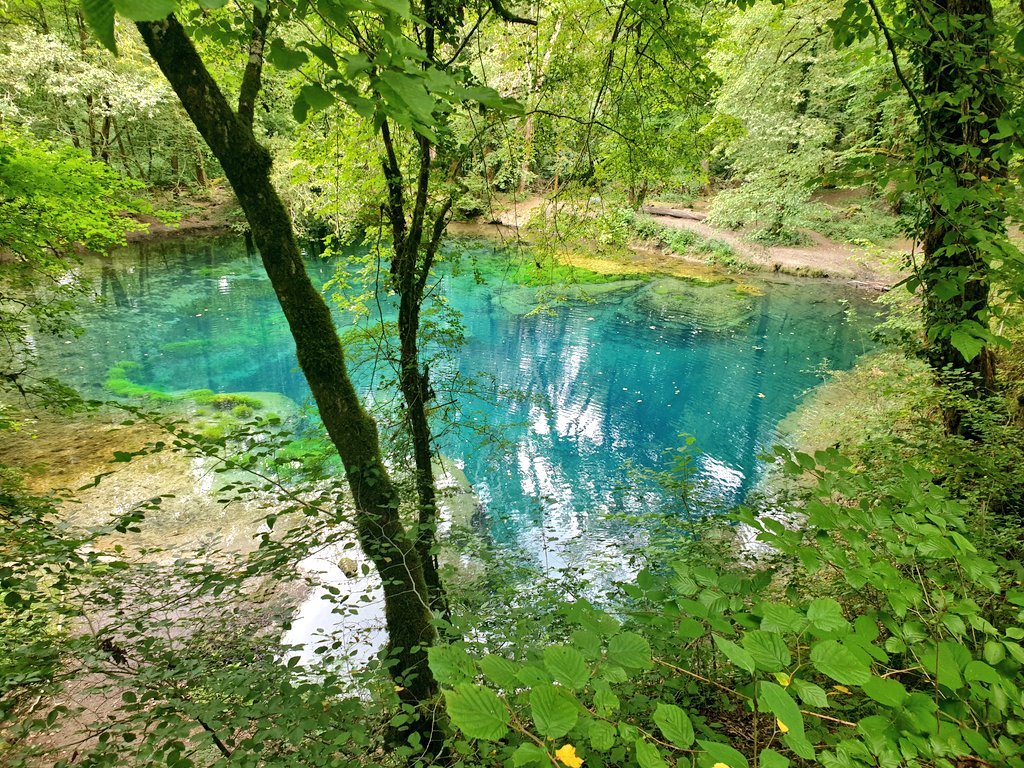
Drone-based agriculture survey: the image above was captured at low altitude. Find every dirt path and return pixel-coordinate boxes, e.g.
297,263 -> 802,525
640,203 -> 908,288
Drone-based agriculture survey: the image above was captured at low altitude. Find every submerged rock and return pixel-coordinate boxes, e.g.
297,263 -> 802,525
495,279 -> 644,315
635,277 -> 757,331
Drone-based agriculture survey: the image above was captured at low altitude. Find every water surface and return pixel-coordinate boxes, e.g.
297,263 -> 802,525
43,235 -> 875,573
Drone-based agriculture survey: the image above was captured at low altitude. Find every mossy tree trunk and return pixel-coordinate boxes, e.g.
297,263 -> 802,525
135,15 -> 438,706
914,0 -> 1005,433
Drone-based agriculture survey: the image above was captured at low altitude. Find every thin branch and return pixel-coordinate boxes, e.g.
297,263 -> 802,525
488,0 -> 536,26
196,717 -> 233,758
865,0 -> 928,133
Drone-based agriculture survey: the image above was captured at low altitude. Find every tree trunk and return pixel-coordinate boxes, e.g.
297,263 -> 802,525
380,123 -> 449,615
135,15 -> 438,706
518,17 -> 562,196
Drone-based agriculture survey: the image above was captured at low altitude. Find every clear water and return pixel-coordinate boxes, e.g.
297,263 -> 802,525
44,235 -> 876,572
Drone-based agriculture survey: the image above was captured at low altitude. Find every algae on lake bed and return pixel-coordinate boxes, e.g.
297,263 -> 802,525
635,277 -> 756,331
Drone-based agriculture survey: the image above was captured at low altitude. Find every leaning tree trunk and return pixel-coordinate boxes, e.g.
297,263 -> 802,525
915,0 -> 1004,434
135,15 -> 438,706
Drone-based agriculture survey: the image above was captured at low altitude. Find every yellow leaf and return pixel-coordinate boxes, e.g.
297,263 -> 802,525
773,672 -> 791,687
712,763 -> 731,768
833,685 -> 850,694
776,719 -> 789,734
555,744 -> 584,768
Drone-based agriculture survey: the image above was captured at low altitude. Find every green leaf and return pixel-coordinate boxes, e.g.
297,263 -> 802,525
427,644 -> 475,686
479,655 -> 521,690
378,70 -> 436,124
678,617 -> 705,640
544,645 -> 590,690
82,0 -> 117,54
810,641 -> 870,686
653,702 -> 694,748
444,684 -> 509,742
758,748 -> 790,768
714,635 -> 756,674
950,329 -> 986,362
512,743 -> 550,766
759,602 -> 807,634
1015,27 -> 1024,56
607,632 -> 652,670
758,682 -> 804,739
861,676 -> 907,707
790,678 -> 829,709
964,661 -> 1001,685
588,719 -> 616,751
699,739 -> 750,768
807,598 -> 848,633
111,0 -> 175,21
266,41 -> 309,71
300,83 -> 336,112
743,630 -> 791,671
983,641 -> 1005,665
635,738 -> 668,768
530,685 -> 578,739
593,680 -> 620,715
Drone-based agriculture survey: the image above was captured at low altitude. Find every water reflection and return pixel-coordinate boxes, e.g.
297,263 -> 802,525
41,235 -> 876,576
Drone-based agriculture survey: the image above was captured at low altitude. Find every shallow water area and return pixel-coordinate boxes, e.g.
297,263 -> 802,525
34,234 -> 877,661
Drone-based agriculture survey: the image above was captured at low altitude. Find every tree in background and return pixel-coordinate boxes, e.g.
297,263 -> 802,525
0,126 -> 149,405
0,1 -> 211,187
709,0 -> 913,243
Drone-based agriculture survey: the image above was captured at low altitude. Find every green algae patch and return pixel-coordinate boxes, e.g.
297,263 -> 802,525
104,361 -> 175,401
495,280 -> 643,315
636,277 -> 756,331
734,282 -> 765,297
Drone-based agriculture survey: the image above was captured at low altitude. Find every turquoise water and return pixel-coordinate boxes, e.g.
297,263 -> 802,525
46,235 -> 875,570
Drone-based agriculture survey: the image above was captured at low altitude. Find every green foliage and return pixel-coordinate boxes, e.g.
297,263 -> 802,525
435,438 -> 1024,767
630,213 -> 743,270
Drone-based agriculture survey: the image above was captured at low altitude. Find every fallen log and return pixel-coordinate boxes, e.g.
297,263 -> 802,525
640,205 -> 708,222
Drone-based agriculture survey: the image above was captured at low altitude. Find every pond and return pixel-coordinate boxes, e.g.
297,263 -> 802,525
40,235 -> 877,576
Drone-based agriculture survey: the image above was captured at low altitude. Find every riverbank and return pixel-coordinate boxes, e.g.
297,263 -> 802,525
450,194 -> 907,289
129,185 -> 239,241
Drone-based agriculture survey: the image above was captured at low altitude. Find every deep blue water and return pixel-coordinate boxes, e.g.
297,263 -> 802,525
46,235 -> 875,571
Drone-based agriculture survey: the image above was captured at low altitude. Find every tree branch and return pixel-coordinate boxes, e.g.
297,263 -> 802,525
865,0 -> 928,134
489,0 -> 536,26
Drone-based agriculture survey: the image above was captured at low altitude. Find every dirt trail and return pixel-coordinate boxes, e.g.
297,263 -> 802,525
640,203 -> 908,288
